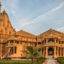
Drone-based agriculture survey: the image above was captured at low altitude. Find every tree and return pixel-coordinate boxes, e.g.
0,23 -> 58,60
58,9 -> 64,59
27,46 -> 39,64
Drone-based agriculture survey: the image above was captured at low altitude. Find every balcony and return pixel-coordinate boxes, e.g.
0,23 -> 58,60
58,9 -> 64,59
44,42 -> 56,46
6,43 -> 16,48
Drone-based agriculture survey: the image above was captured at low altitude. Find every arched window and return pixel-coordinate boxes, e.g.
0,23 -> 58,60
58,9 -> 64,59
62,41 -> 63,44
38,42 -> 41,45
10,47 -> 13,54
59,47 -> 60,56
15,47 -> 17,53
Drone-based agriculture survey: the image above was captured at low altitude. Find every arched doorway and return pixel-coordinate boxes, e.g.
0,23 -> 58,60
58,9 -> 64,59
48,47 -> 54,56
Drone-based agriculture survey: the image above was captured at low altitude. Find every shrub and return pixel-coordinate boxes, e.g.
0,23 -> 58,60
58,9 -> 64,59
34,57 -> 46,64
57,57 -> 64,64
20,57 -> 27,59
0,57 -> 46,64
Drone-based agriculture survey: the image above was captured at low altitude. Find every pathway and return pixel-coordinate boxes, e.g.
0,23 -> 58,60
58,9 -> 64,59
43,58 -> 60,64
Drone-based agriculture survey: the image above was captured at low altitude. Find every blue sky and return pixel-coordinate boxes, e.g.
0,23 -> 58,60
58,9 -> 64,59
1,0 -> 64,35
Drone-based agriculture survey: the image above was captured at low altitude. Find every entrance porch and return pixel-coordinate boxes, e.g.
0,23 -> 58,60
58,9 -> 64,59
43,46 -> 56,58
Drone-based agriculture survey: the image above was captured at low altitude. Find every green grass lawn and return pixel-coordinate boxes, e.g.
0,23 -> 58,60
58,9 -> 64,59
57,57 -> 64,64
0,60 -> 31,64
0,57 -> 46,64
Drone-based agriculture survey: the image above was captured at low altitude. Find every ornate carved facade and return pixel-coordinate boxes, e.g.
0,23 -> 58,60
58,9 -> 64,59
0,2 -> 64,58
37,29 -> 64,58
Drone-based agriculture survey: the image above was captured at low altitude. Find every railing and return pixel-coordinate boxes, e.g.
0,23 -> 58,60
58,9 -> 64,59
44,42 -> 56,46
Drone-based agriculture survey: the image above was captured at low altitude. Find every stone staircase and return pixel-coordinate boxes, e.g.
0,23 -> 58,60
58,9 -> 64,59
43,58 -> 60,64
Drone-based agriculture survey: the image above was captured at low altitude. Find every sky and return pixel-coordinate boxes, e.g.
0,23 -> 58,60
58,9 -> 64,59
1,0 -> 64,35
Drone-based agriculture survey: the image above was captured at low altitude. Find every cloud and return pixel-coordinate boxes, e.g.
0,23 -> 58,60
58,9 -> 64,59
51,2 -> 64,12
57,27 -> 64,33
21,1 -> 64,28
2,0 -> 18,14
2,0 -> 64,34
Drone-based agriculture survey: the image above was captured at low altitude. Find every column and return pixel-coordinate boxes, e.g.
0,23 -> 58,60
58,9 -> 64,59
23,42 -> 25,50
59,47 -> 60,56
13,47 -> 15,54
55,39 -> 56,43
14,40 -> 15,45
43,47 -> 45,57
46,47 -> 48,58
63,48 -> 64,56
60,47 -> 62,57
54,47 -> 56,57
8,48 -> 10,56
62,48 -> 63,56
46,39 -> 48,44
57,47 -> 59,57
9,41 -> 10,45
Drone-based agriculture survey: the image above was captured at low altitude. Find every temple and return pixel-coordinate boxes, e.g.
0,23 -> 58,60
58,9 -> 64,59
0,2 -> 64,59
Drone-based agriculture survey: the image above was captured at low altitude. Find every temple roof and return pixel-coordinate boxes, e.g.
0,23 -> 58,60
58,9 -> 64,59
16,30 -> 36,38
38,29 -> 64,38
7,36 -> 21,41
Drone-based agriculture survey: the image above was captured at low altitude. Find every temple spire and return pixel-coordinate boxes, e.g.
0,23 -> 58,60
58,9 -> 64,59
0,0 -> 2,13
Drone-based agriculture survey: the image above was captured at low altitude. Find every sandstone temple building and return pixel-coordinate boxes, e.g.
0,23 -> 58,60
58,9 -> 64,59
0,2 -> 64,59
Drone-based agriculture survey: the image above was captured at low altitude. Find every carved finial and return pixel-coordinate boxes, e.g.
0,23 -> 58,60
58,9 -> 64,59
0,0 -> 2,13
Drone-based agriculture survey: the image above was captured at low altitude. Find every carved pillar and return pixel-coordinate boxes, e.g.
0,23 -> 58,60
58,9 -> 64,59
46,47 -> 48,58
62,48 -> 63,56
8,48 -> 10,56
43,47 -> 45,57
14,40 -> 15,45
46,39 -> 48,44
55,39 -> 56,43
13,47 -> 15,54
59,47 -> 60,56
9,41 -> 10,45
57,47 -> 59,57
60,47 -> 62,57
63,48 -> 64,56
23,42 -> 25,50
54,47 -> 56,57
42,48 -> 44,57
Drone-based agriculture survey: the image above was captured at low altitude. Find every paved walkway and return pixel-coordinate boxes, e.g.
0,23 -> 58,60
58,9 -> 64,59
43,58 -> 60,64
